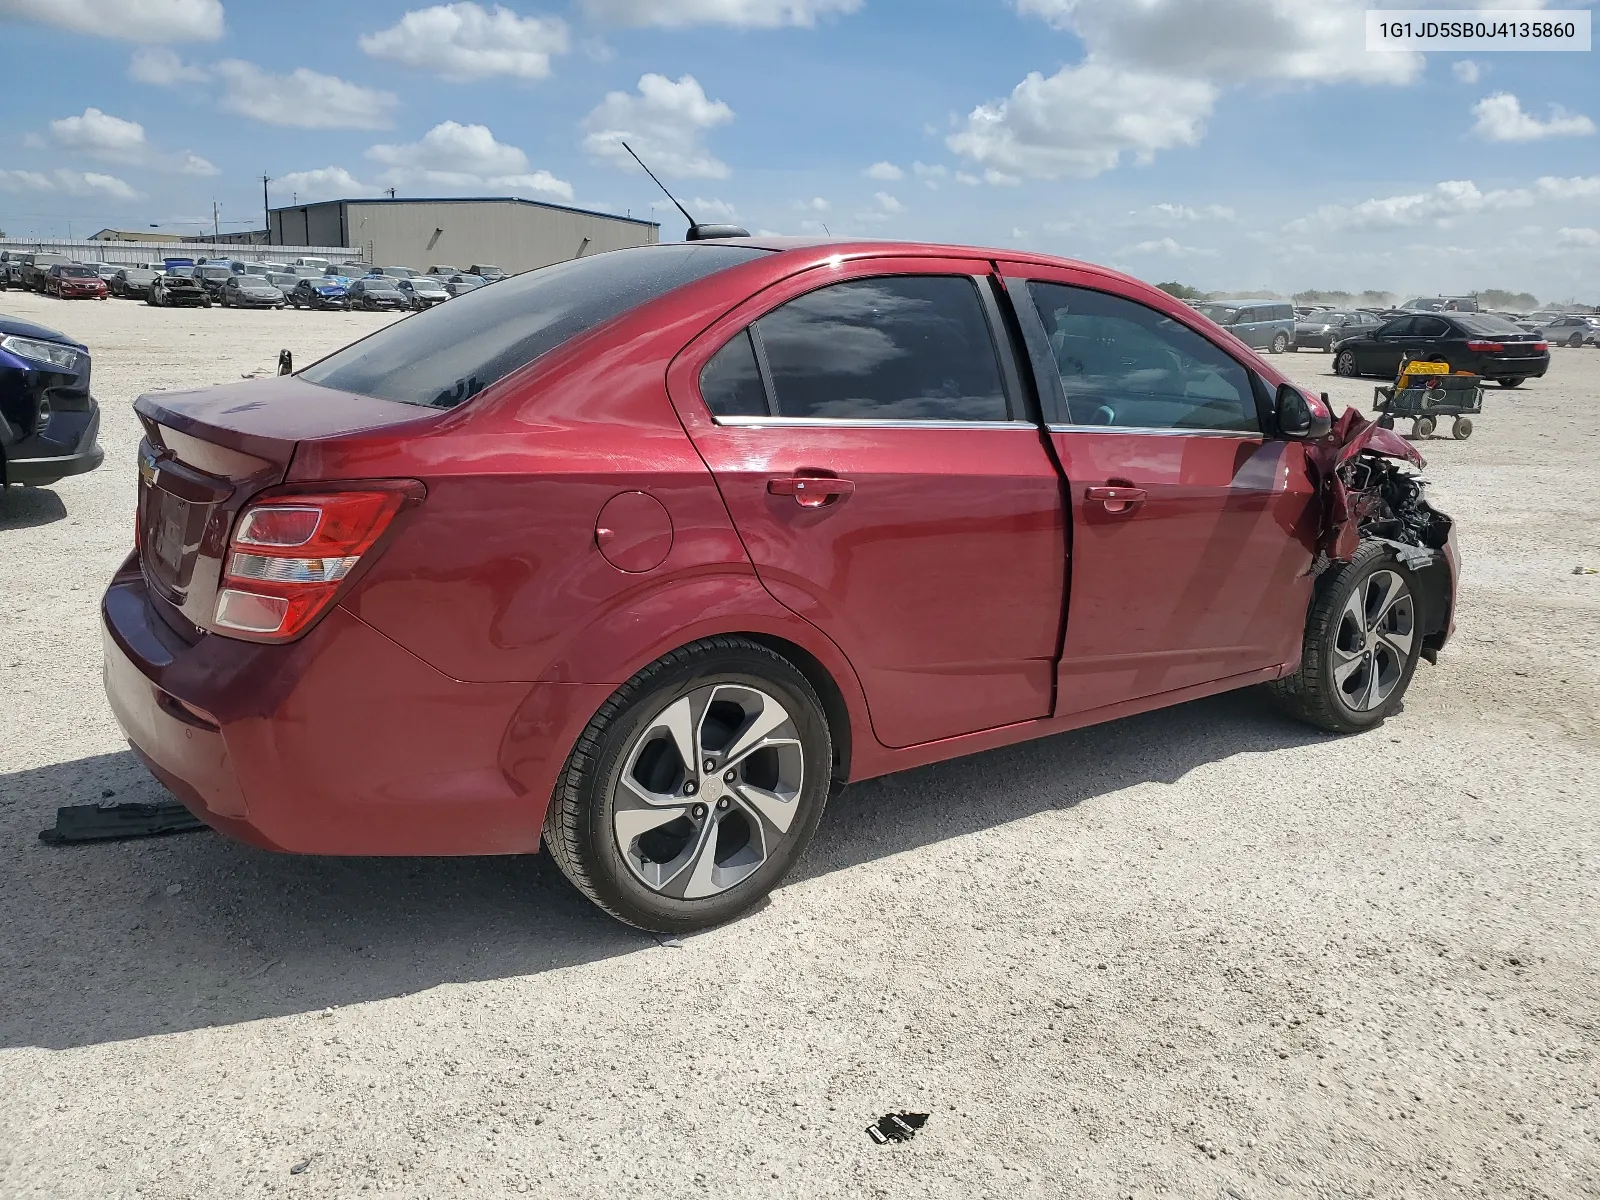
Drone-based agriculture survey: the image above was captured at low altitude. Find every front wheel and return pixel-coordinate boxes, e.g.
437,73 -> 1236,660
1497,377 -> 1524,389
1269,542 -> 1423,734
1270,332 -> 1289,354
1335,349 -> 1360,377
543,637 -> 833,933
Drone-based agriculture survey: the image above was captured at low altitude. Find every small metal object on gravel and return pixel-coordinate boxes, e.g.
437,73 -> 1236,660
37,800 -> 206,845
866,1112 -> 929,1144
289,1159 -> 311,1175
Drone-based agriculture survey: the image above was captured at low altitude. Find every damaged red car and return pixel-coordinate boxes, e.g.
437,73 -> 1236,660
102,239 -> 1458,932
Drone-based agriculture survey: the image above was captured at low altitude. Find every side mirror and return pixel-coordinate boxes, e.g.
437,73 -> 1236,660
278,349 -> 293,376
1276,383 -> 1331,440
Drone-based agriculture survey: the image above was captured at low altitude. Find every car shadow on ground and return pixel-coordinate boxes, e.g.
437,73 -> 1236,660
0,485 -> 68,530
0,689 -> 1328,1051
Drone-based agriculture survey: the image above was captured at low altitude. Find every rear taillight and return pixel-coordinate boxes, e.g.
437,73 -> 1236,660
1465,340 -> 1503,352
213,482 -> 422,641
1532,341 -> 1548,351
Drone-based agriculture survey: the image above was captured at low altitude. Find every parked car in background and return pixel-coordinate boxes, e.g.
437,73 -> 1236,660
1293,309 -> 1381,352
287,277 -> 350,310
240,262 -> 273,278
163,263 -> 195,278
397,276 -> 449,310
102,239 -> 1459,933
334,263 -> 372,280
1400,296 -> 1479,313
468,263 -> 506,283
193,264 -> 235,301
347,277 -> 409,311
93,263 -> 122,284
1193,300 -> 1296,353
369,265 -> 419,279
1544,314 -> 1600,347
0,250 -> 18,289
1334,312 -> 1549,386
294,257 -> 330,270
147,273 -> 211,307
45,263 -> 109,300
21,253 -> 73,292
220,276 -> 286,309
0,312 -> 103,488
426,264 -> 460,277
266,272 -> 301,294
111,268 -> 158,299
441,272 -> 485,298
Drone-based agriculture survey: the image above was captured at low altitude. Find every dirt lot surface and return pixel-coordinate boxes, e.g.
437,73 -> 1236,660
2,291 -> 1597,1199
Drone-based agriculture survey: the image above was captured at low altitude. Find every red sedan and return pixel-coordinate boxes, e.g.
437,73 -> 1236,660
103,239 -> 1459,932
45,263 -> 108,299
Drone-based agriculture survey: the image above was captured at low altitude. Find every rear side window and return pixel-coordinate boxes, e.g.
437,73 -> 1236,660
749,275 -> 1009,422
1028,282 -> 1257,432
700,329 -> 769,418
302,244 -> 768,409
1412,316 -> 1451,337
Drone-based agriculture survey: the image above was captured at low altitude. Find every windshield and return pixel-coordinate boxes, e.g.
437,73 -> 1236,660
303,243 -> 768,409
61,266 -> 96,277
412,279 -> 446,291
199,267 -> 231,280
1453,314 -> 1526,337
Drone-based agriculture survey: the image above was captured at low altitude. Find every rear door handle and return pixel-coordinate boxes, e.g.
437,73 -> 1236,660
769,475 -> 856,508
1086,485 -> 1146,514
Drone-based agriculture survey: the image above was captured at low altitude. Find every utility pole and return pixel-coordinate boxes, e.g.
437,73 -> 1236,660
261,174 -> 271,245
212,200 -> 220,239
385,187 -> 396,199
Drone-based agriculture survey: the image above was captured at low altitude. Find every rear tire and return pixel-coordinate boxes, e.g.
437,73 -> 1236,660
1269,541 -> 1423,734
1497,377 -> 1524,388
1270,332 -> 1288,354
1413,415 -> 1436,438
1335,349 -> 1360,377
1569,333 -> 1584,348
543,636 -> 833,933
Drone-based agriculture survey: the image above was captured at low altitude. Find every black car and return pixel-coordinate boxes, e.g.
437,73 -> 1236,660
192,264 -> 236,302
111,268 -> 158,299
1333,312 -> 1549,387
347,278 -> 409,311
20,253 -> 73,293
219,276 -> 286,309
1294,309 -> 1382,352
0,314 -> 103,488
147,274 -> 212,308
1544,314 -> 1600,348
287,278 -> 351,310
441,272 -> 485,298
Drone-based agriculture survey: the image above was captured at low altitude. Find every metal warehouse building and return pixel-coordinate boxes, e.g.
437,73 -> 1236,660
267,197 -> 659,273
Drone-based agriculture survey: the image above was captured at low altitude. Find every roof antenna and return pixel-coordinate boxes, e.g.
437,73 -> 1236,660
619,140 -> 748,242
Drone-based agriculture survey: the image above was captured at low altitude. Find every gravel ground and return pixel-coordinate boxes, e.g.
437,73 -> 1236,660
1,292 -> 1597,1200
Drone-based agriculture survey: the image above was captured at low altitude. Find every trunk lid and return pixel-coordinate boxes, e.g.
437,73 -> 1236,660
134,375 -> 438,638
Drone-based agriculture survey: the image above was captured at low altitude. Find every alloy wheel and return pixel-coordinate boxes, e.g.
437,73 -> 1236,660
1335,350 -> 1358,377
613,683 -> 804,899
1331,570 -> 1414,712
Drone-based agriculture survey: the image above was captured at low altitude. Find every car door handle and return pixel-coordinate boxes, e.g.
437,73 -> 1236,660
768,475 -> 856,508
1086,485 -> 1146,514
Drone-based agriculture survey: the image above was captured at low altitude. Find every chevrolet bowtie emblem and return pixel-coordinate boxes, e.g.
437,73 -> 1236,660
138,450 -> 160,488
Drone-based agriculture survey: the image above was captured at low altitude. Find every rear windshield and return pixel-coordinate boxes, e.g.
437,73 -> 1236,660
1452,314 -> 1524,337
302,243 -> 768,409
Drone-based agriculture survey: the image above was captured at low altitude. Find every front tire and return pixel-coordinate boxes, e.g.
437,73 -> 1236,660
1335,349 -> 1360,377
543,637 -> 833,933
1270,332 -> 1289,354
1269,541 -> 1423,734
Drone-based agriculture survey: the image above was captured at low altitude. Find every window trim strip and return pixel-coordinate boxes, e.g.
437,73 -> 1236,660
1046,423 -> 1264,440
713,416 -> 1041,430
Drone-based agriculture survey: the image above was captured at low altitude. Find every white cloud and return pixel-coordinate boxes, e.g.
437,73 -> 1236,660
275,166 -> 376,202
954,171 -> 981,186
949,60 -> 1215,179
0,167 -> 141,200
1286,179 -> 1538,233
1148,202 -> 1235,223
128,45 -> 210,84
1554,227 -> 1600,248
215,60 -> 399,130
1536,175 -> 1600,200
1121,236 -> 1217,258
1471,92 -> 1595,142
873,191 -> 904,214
367,121 -> 574,199
984,168 -> 1021,186
691,196 -> 738,219
581,74 -> 734,179
359,3 -> 569,82
796,196 -> 829,211
1452,60 -> 1482,84
580,0 -> 860,28
0,0 -> 222,42
47,106 -> 218,175
863,161 -> 903,181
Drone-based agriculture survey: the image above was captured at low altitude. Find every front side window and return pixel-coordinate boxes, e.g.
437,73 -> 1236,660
1028,282 -> 1257,433
1377,318 -> 1415,338
302,244 -> 767,409
1411,316 -> 1451,337
748,275 -> 1008,422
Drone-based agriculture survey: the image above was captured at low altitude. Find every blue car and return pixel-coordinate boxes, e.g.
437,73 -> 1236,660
286,277 -> 351,311
1,314 -> 103,488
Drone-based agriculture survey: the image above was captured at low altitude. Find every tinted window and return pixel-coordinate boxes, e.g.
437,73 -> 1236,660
1411,316 -> 1451,337
1028,281 -> 1257,433
1452,313 -> 1525,337
752,276 -> 1008,422
305,244 -> 768,408
699,329 -> 769,418
1377,317 -> 1414,337
1195,304 -> 1239,325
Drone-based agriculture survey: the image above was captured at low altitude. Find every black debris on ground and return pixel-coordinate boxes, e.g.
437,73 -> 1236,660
866,1112 -> 929,1144
38,800 -> 207,845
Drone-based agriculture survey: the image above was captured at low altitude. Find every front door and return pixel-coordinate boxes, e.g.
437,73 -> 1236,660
1367,316 -> 1419,375
1000,266 -> 1318,714
668,260 -> 1067,749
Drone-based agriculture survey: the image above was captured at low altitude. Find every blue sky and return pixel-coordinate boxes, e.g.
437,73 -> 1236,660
2,0 -> 1596,300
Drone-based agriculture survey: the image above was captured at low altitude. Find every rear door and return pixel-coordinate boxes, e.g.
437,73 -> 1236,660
668,258 -> 1067,749
999,264 -> 1318,714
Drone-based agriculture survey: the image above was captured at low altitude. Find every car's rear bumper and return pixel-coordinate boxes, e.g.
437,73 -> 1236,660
101,557 -> 609,856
